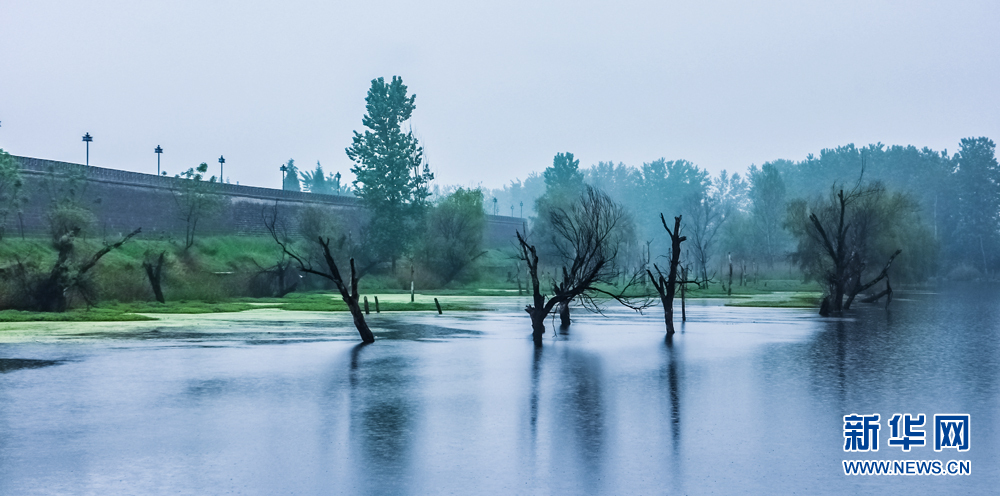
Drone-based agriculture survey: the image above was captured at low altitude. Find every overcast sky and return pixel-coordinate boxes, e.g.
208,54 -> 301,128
2,0 -> 998,189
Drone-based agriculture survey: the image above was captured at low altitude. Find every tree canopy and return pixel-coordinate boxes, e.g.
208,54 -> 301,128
346,76 -> 433,268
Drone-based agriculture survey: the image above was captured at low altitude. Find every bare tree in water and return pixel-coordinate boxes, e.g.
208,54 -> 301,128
517,186 -> 643,343
264,204 -> 374,343
787,177 -> 909,315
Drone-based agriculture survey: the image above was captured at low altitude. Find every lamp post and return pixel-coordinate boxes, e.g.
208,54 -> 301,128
154,145 -> 163,175
82,133 -> 93,165
218,155 -> 225,182
280,164 -> 288,189
492,197 -> 497,216
510,205 -> 514,217
520,201 -> 523,218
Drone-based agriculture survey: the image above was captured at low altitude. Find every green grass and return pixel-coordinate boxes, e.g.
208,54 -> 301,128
0,308 -> 156,322
103,300 -> 264,314
724,291 -> 822,308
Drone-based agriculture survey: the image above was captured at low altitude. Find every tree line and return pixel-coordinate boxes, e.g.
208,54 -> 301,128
2,75 -> 997,347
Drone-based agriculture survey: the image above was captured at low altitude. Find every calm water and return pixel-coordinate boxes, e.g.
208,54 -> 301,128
1,287 -> 997,495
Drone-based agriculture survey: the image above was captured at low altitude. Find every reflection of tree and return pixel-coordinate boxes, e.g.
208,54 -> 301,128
553,347 -> 606,490
661,335 -> 682,485
347,344 -> 417,494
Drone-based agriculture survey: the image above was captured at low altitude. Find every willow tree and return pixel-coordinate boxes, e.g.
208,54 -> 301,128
517,186 -> 640,343
786,180 -> 915,315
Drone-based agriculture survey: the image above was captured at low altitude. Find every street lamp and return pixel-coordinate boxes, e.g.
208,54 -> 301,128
492,197 -> 498,216
218,155 -> 225,182
82,133 -> 93,165
280,164 -> 288,189
510,205 -> 514,217
154,145 -> 163,175
520,201 -> 523,218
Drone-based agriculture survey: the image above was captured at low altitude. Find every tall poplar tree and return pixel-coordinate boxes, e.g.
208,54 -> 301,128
346,76 -> 433,269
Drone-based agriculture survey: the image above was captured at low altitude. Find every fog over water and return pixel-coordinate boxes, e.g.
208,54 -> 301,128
1,287 -> 996,494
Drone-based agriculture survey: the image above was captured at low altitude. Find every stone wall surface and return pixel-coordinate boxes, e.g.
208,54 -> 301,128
11,156 -> 523,246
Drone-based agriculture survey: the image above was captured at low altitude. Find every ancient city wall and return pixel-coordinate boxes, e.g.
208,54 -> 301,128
11,156 -> 524,246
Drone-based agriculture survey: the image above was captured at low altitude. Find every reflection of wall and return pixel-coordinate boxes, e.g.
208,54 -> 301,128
13,156 -> 522,245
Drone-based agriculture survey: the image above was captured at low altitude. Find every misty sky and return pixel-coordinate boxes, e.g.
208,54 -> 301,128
2,0 -> 998,190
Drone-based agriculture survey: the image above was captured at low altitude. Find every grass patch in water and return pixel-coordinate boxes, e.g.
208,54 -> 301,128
105,300 -> 263,314
0,308 -> 156,322
724,292 -> 822,308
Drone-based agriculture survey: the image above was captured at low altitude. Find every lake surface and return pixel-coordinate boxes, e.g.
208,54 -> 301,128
1,287 -> 997,495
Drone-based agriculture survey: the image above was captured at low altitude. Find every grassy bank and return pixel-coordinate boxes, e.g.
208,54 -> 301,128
0,235 -> 830,321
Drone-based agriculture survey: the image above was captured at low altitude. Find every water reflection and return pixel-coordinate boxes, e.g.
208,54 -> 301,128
347,342 -> 418,495
0,288 -> 997,494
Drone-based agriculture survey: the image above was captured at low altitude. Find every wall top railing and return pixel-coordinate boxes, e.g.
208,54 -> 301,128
13,155 -> 362,207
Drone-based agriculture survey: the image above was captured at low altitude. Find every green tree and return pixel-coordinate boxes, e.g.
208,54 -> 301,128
174,163 -> 226,250
747,162 -> 788,266
786,180 -> 929,314
346,76 -> 433,270
686,170 -> 748,282
418,188 -> 487,285
0,149 -> 26,241
533,153 -> 587,255
282,159 -> 301,192
300,161 -> 330,195
952,137 -> 999,275
40,161 -> 95,242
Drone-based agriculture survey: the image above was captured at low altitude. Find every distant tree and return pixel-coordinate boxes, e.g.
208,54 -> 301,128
300,161 -> 330,195
300,161 -> 351,196
638,159 -> 710,249
174,163 -> 226,250
0,149 -> 26,241
346,76 -> 433,270
747,163 -> 787,266
518,186 -> 640,342
38,161 -> 96,242
533,153 -> 588,256
685,170 -> 748,282
282,159 -> 301,192
952,137 -> 999,275
417,188 -> 487,285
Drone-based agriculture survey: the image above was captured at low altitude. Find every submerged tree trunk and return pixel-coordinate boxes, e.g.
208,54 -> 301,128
518,231 -> 551,343
265,205 -> 373,343
559,301 -> 571,327
143,251 -> 166,303
648,215 -> 686,336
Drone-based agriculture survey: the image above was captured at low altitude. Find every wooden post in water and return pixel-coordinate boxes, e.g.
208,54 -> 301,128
364,296 -> 369,314
434,298 -> 442,314
727,253 -> 733,297
680,265 -> 687,322
374,296 -> 380,313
